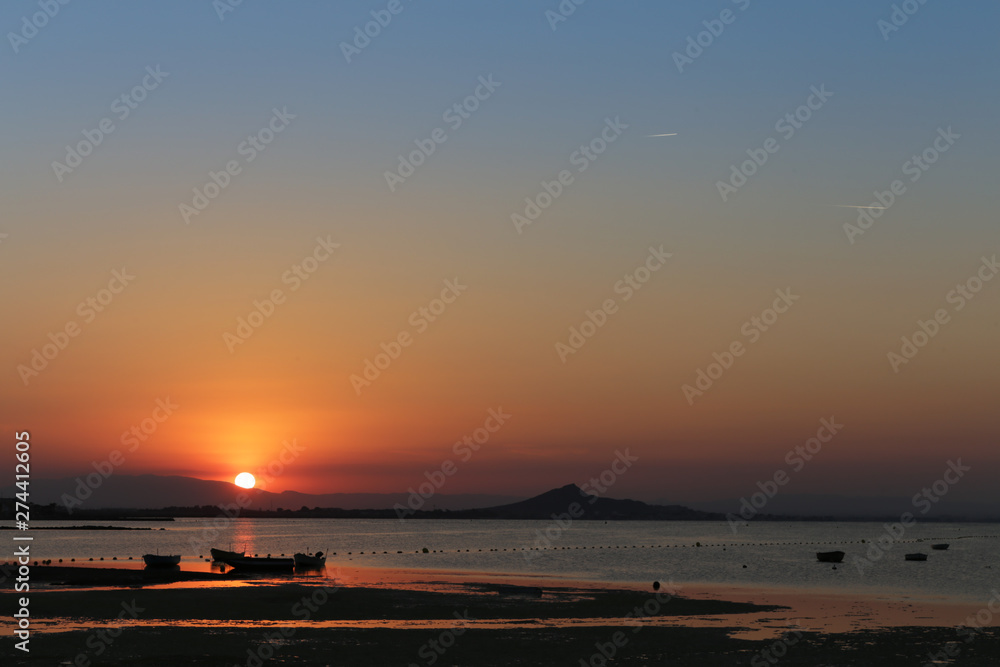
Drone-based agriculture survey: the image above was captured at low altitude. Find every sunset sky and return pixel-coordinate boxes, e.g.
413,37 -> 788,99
2,1 -> 998,505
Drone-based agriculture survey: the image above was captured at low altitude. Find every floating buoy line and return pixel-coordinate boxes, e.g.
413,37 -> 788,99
12,535 -> 995,565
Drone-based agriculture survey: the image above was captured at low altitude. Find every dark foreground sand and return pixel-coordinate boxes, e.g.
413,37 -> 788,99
2,565 -> 999,666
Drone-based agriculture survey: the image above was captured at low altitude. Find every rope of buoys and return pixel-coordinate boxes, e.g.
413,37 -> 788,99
63,533 -> 988,564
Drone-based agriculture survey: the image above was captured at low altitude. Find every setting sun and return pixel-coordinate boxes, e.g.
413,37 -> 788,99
234,472 -> 256,489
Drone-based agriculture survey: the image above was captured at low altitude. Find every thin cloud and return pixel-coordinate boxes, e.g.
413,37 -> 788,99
832,205 -> 888,209
646,133 -> 678,137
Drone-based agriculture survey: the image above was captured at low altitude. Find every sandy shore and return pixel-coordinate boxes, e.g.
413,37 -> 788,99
2,564 -> 999,665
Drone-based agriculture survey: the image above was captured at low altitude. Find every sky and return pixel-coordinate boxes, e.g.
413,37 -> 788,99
2,1 -> 998,505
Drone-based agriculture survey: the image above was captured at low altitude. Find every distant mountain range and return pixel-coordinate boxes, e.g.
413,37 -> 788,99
0,474 -> 518,512
1,479 -> 724,522
4,475 -> 996,521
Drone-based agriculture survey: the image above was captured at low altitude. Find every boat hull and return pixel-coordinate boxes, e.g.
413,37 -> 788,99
905,553 -> 928,561
224,556 -> 294,570
210,548 -> 245,561
931,544 -> 950,550
143,554 -> 181,567
816,551 -> 845,563
293,553 -> 326,567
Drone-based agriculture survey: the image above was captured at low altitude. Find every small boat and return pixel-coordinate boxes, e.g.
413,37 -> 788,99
816,551 -> 845,563
142,554 -> 181,567
210,547 -> 246,562
931,544 -> 950,551
905,553 -> 928,561
224,555 -> 294,570
293,551 -> 326,567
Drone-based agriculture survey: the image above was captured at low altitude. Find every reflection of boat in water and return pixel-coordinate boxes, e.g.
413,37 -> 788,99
931,544 -> 950,550
905,553 -> 928,561
293,551 -> 326,567
143,554 -> 181,567
816,551 -> 845,563
224,556 -> 294,570
210,547 -> 245,562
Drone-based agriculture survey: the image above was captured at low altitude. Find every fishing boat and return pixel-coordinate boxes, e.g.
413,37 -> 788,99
224,555 -> 294,570
904,553 -> 928,561
816,550 -> 845,563
293,551 -> 326,567
931,544 -> 950,550
210,547 -> 246,561
142,554 -> 181,567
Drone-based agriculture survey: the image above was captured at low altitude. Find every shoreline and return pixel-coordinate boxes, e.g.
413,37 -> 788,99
3,564 -> 999,665
5,562 -> 991,631
9,558 -> 991,605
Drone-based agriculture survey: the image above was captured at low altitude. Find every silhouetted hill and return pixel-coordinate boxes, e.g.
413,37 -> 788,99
444,484 -> 724,520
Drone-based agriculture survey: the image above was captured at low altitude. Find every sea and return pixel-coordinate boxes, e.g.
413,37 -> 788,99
16,519 -> 1000,603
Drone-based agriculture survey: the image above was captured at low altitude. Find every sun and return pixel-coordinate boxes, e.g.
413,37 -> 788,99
234,472 -> 256,489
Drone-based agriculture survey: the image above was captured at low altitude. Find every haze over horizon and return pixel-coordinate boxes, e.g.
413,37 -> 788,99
3,1 -> 998,507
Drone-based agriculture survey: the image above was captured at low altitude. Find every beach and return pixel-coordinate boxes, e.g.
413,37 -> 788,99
4,563 -> 999,666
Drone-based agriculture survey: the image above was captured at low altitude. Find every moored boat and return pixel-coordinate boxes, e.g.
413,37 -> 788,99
816,550 -> 845,563
143,554 -> 181,567
293,551 -> 326,567
210,547 -> 246,561
931,544 -> 950,550
224,555 -> 294,570
905,553 -> 928,561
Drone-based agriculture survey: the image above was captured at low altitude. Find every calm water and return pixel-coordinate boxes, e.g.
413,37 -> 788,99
19,519 -> 1000,603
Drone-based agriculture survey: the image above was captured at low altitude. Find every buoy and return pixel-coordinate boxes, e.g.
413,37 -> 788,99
653,581 -> 660,591
742,565 -> 747,568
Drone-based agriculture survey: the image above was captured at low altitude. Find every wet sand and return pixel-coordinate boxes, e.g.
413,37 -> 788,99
3,564 -> 999,665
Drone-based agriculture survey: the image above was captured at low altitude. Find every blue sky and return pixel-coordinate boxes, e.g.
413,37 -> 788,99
2,1 -> 999,501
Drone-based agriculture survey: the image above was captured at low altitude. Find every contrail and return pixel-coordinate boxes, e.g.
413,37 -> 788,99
646,133 -> 678,137
832,205 -> 888,209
